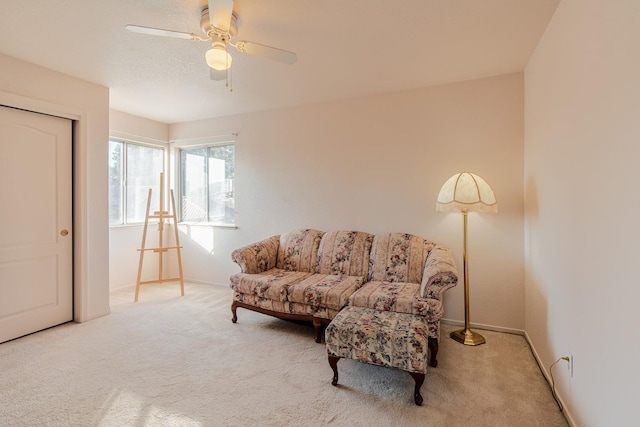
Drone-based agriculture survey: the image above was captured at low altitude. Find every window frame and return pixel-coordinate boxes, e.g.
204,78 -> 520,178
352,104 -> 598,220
177,142 -> 236,228
108,137 -> 167,227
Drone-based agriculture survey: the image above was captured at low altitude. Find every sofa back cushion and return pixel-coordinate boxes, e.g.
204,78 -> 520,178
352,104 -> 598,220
276,229 -> 325,273
368,233 -> 435,284
315,231 -> 374,276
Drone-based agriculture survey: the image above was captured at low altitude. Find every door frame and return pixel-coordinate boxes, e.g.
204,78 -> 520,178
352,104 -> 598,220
0,90 -> 104,322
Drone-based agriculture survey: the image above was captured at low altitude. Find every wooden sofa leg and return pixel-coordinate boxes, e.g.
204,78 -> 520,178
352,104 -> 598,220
409,372 -> 425,406
428,337 -> 438,367
328,355 -> 340,386
313,318 -> 323,343
231,301 -> 238,323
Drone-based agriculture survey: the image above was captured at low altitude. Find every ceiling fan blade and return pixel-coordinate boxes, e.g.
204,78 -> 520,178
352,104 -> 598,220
210,68 -> 227,81
233,41 -> 297,64
125,24 -> 196,40
208,0 -> 234,32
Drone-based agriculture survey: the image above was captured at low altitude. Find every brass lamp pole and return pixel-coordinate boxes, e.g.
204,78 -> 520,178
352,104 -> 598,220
450,211 -> 485,345
436,172 -> 497,346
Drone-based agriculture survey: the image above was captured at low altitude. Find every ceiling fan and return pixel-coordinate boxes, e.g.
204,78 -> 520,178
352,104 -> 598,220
126,0 -> 297,81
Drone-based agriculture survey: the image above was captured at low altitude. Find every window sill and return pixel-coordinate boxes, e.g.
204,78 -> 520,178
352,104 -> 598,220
109,223 -> 149,229
178,222 -> 238,230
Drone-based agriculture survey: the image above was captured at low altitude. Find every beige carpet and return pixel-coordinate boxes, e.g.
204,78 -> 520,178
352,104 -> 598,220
0,283 -> 568,427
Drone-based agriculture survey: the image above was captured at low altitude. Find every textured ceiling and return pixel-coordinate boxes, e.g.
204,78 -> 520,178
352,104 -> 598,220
0,0 -> 559,124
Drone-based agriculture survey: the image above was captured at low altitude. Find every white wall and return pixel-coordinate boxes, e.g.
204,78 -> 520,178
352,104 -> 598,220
525,1 -> 640,425
170,73 -> 525,331
0,53 -> 110,321
108,110 -> 169,290
110,109 -> 169,146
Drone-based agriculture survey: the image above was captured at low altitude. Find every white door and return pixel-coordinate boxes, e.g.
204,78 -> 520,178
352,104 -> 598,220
0,106 -> 73,343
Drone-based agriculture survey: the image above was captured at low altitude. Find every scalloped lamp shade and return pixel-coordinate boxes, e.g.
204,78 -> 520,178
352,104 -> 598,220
436,172 -> 498,213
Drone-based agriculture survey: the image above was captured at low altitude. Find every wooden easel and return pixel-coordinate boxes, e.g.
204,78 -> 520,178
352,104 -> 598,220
134,173 -> 184,301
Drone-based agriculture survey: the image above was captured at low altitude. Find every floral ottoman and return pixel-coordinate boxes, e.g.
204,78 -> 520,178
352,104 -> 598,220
325,306 -> 429,406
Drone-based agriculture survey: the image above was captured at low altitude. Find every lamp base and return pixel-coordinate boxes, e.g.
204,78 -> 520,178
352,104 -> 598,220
450,328 -> 486,346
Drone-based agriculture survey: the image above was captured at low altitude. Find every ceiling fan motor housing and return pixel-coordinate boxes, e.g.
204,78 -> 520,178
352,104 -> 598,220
125,1 -> 297,80
201,7 -> 238,40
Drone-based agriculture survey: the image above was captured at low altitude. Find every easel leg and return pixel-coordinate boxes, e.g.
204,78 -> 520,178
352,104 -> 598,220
170,189 -> 185,297
134,188 -> 153,302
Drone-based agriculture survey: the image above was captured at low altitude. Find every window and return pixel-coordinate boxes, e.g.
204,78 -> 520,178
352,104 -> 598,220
179,144 -> 235,226
108,139 -> 165,225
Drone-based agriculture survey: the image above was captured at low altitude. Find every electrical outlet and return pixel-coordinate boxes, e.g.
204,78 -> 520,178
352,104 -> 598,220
569,352 -> 573,377
561,353 -> 574,377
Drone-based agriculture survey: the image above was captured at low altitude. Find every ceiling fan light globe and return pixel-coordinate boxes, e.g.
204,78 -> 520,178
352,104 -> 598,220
205,48 -> 232,71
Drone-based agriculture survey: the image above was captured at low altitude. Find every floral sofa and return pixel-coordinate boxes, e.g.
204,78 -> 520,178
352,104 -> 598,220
230,229 -> 458,364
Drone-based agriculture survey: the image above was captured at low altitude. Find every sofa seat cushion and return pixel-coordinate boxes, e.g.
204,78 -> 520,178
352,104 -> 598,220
287,303 -> 342,320
348,281 -> 443,322
230,268 -> 312,302
232,291 -> 288,313
287,274 -> 365,311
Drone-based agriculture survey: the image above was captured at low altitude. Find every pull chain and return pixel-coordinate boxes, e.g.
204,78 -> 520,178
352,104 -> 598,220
224,42 -> 233,92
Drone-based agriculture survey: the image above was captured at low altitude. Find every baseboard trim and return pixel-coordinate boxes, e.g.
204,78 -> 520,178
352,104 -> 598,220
109,280 -> 229,292
77,308 -> 111,322
109,283 -> 135,292
523,331 -> 577,427
441,318 -> 525,336
182,278 -> 228,287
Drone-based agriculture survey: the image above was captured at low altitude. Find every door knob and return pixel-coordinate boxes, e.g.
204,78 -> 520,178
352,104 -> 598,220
60,229 -> 69,236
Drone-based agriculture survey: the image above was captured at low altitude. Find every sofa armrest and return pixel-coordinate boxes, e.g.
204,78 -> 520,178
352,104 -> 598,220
231,235 -> 280,274
420,245 -> 458,300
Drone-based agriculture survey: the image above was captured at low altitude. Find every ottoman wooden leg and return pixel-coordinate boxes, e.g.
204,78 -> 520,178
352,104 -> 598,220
328,355 -> 340,386
408,372 -> 425,406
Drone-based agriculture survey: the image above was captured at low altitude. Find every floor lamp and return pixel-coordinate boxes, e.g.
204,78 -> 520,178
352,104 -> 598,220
436,172 -> 497,346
